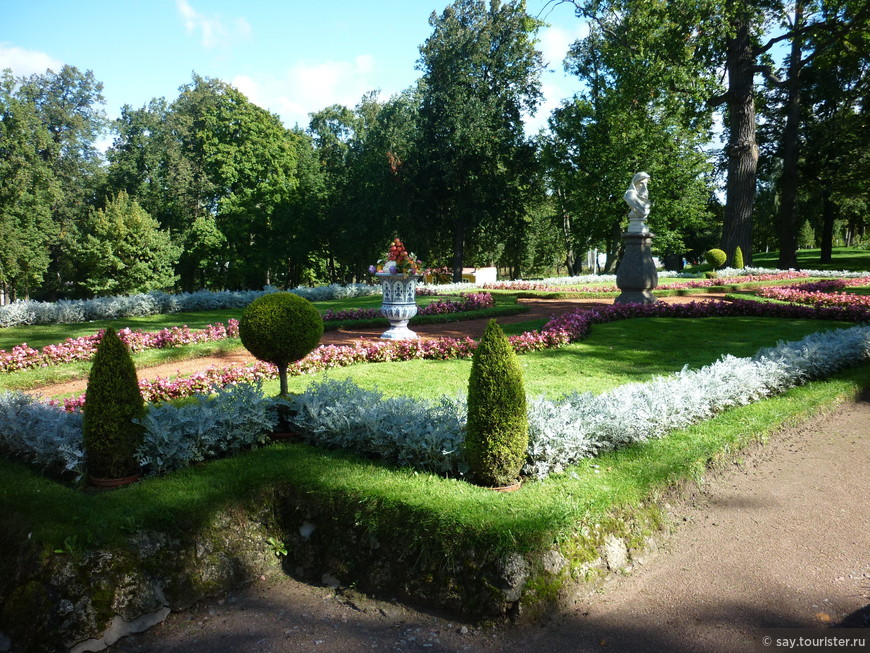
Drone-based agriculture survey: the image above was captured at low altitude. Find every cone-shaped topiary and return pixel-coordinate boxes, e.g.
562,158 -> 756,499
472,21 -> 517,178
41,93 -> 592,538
705,248 -> 727,270
239,292 -> 323,396
733,245 -> 745,270
464,319 -> 528,487
82,327 -> 145,479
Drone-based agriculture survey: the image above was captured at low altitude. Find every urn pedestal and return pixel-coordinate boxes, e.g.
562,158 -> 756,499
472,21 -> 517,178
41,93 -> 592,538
377,273 -> 421,340
615,232 -> 658,305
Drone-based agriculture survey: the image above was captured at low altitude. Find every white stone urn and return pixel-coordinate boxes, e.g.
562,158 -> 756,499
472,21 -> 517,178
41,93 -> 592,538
377,273 -> 422,340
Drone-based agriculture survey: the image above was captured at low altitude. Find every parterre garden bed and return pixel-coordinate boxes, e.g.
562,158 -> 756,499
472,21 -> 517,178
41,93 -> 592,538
1,273 -> 869,652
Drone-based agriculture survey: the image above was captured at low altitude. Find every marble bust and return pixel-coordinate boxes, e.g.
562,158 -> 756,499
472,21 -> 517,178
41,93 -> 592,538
623,172 -> 651,234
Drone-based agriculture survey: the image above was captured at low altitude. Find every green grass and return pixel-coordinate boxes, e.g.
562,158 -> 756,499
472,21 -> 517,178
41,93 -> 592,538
2,358 -> 866,561
266,317 -> 853,400
752,246 -> 870,272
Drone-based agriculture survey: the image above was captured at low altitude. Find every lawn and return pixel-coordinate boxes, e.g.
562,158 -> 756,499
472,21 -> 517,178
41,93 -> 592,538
269,316 -> 853,400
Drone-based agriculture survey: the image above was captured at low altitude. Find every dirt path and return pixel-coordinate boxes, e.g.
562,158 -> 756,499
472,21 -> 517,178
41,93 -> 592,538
107,396 -> 870,653
30,294 -> 725,400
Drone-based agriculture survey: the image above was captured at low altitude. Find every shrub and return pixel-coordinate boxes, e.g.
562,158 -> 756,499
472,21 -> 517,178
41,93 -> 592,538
464,319 -> 528,487
82,327 -> 145,479
705,248 -> 727,270
733,246 -> 745,270
239,292 -> 323,396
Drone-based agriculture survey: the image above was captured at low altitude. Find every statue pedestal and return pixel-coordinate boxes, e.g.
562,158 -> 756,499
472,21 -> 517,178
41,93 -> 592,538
615,232 -> 658,305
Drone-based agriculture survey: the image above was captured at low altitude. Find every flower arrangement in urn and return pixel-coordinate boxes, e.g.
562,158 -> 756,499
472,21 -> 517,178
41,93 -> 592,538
370,238 -> 423,276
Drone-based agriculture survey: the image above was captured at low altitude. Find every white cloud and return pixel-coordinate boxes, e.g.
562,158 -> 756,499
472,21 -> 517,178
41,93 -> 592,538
175,0 -> 251,49
232,55 -> 384,129
0,43 -> 63,77
538,22 -> 589,73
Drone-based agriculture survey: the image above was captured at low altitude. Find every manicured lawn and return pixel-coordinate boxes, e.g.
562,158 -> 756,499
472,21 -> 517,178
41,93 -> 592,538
752,246 -> 870,272
268,316 -> 853,400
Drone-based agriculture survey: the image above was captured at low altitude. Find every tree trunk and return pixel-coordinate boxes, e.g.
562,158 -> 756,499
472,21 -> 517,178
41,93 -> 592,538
819,189 -> 835,263
452,214 -> 466,283
777,0 -> 804,270
719,8 -> 758,266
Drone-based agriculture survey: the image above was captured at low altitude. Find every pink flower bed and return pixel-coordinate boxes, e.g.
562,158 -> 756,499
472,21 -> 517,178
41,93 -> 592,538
757,278 -> 870,308
1,320 -> 240,373
54,297 -> 870,412
9,294 -> 496,375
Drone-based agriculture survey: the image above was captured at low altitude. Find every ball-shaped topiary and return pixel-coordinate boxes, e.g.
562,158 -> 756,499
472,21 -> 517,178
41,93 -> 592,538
464,319 -> 528,487
239,292 -> 323,396
82,327 -> 145,480
733,245 -> 745,270
705,248 -> 727,270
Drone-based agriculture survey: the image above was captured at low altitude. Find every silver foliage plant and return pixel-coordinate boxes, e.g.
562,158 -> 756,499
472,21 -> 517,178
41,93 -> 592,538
0,284 -> 379,328
1,325 -> 867,482
0,392 -> 85,478
524,324 -> 870,477
134,382 -> 279,474
285,379 -> 468,477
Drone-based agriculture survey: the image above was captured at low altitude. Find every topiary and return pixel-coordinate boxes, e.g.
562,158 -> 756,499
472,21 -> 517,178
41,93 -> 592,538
82,327 -> 145,480
733,245 -> 745,270
239,292 -> 323,396
464,319 -> 528,487
705,248 -> 727,270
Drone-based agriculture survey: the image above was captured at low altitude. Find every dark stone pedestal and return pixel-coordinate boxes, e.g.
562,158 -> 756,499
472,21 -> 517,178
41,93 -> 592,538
615,232 -> 658,305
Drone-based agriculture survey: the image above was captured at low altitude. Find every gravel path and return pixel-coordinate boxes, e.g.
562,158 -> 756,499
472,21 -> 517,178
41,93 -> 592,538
107,395 -> 870,653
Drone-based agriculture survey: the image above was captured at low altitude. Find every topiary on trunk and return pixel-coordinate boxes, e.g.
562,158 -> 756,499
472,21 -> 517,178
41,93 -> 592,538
464,319 -> 528,487
239,292 -> 324,396
82,327 -> 145,479
733,245 -> 745,270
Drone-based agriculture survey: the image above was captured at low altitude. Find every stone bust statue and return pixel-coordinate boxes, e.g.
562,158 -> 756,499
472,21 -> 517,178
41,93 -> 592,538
623,172 -> 650,234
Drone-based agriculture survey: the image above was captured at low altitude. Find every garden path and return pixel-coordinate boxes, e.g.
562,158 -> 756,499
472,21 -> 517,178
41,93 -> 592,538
107,390 -> 870,653
30,293 -> 729,400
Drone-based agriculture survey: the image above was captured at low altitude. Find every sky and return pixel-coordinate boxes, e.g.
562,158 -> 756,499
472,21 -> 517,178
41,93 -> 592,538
1,0 -> 589,139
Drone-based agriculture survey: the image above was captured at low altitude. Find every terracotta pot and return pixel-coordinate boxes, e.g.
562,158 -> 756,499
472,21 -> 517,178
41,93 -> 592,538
88,472 -> 141,489
489,480 -> 522,493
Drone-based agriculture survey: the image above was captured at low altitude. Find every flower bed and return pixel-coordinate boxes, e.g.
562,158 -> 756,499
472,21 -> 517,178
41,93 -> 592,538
43,298 -> 870,413
0,320 -> 240,373
756,278 -> 870,308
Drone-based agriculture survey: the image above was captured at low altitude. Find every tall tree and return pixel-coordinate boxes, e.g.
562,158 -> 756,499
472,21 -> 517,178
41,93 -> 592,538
16,65 -> 107,295
546,12 -> 715,273
768,0 -> 870,267
0,70 -> 62,302
417,0 -> 544,281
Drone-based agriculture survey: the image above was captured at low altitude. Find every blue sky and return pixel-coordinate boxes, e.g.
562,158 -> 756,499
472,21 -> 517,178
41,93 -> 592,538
1,0 -> 588,136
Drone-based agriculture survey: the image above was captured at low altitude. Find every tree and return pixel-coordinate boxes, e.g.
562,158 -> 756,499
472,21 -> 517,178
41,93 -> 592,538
545,13 -> 715,273
0,70 -> 61,302
417,0 -> 544,281
67,191 -> 180,296
107,75 -> 314,291
16,65 -> 107,296
769,0 -> 870,267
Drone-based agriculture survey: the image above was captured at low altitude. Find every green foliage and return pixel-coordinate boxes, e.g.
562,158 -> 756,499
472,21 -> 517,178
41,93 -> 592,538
68,191 -> 180,297
0,71 -> 61,301
733,246 -> 745,270
239,292 -> 323,395
417,0 -> 544,280
705,248 -> 727,269
464,319 -> 528,487
82,327 -> 145,479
